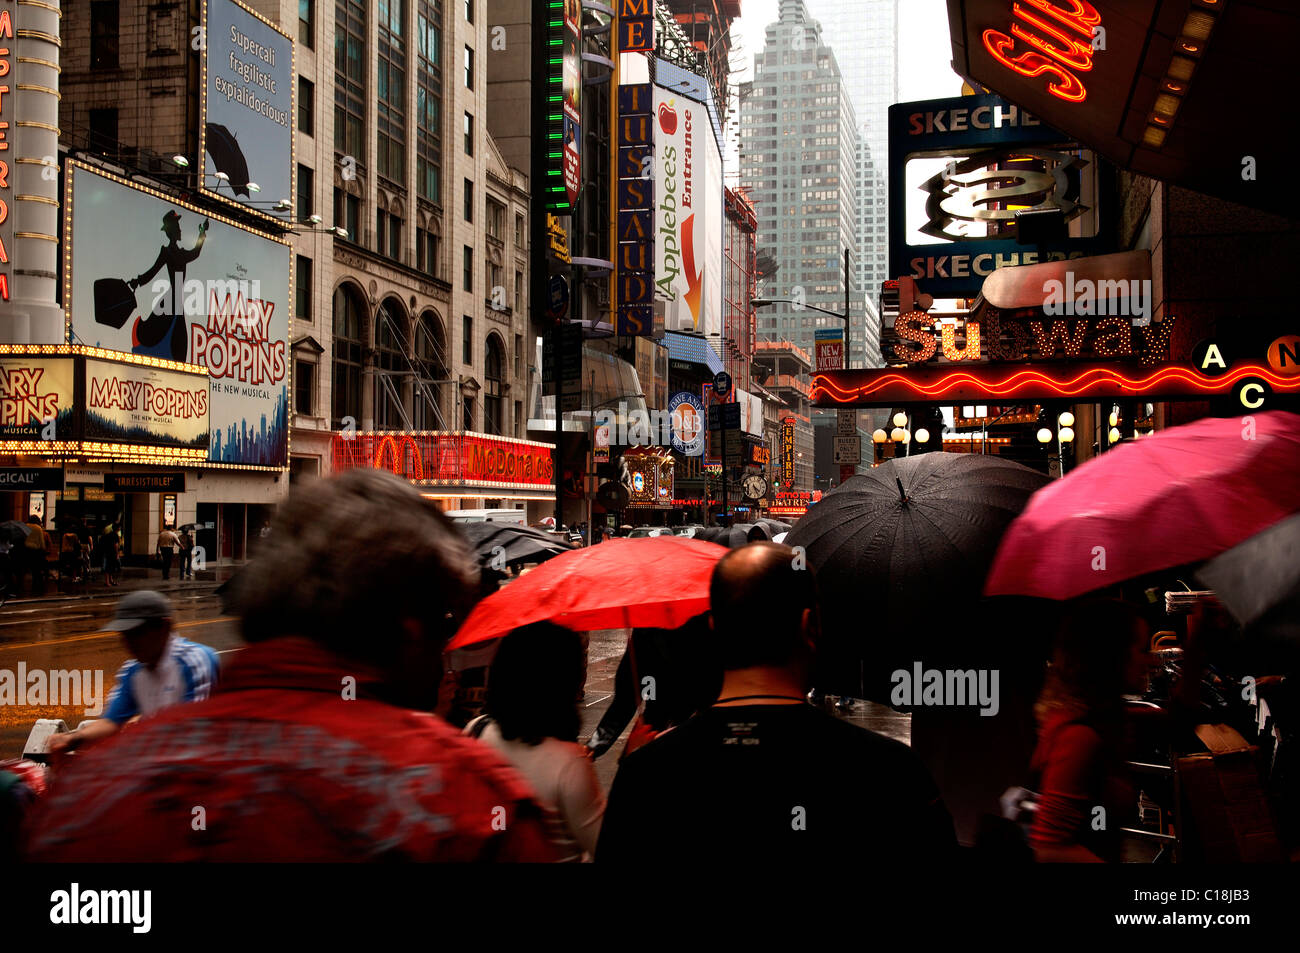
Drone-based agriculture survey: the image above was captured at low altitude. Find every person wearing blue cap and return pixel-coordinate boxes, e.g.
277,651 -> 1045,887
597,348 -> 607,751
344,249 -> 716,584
46,590 -> 219,755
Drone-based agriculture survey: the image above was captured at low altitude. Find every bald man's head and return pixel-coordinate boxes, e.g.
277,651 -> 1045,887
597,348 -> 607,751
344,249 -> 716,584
709,542 -> 820,670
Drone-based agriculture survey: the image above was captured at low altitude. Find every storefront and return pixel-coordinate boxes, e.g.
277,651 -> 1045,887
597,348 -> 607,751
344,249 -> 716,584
330,430 -> 557,514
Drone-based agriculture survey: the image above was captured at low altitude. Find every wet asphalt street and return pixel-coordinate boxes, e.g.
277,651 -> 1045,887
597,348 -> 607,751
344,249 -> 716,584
0,577 -> 909,795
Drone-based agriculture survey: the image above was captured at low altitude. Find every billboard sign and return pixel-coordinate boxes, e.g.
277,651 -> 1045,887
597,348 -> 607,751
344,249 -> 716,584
667,390 -> 704,457
616,83 -> 655,336
617,0 -> 653,53
779,416 -> 796,486
654,82 -> 722,339
83,358 -> 210,450
562,0 -> 581,208
200,0 -> 294,220
815,328 -> 844,371
888,93 -> 1110,297
0,357 -> 74,440
65,162 -> 290,466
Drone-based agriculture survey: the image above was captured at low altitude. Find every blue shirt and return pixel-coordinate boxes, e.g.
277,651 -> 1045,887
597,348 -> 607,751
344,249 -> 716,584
103,637 -> 220,725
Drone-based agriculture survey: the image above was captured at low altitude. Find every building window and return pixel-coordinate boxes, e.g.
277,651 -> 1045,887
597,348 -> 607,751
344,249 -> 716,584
416,0 -> 443,203
88,108 -> 119,154
513,400 -> 522,438
377,0 -> 408,184
464,0 -> 473,22
463,179 -> 473,221
462,315 -> 473,364
514,270 -> 524,312
484,335 -> 505,435
463,246 -> 473,292
333,188 -> 360,242
332,285 -> 365,428
514,332 -> 523,377
299,0 -> 314,47
487,200 -> 505,240
416,228 -> 440,276
486,260 -> 502,300
464,112 -> 474,154
334,0 -> 366,162
297,165 -> 314,221
414,312 -> 447,429
375,299 -> 406,429
464,45 -> 474,89
91,1 -> 119,70
514,213 -> 524,247
295,255 -> 313,322
295,360 -> 315,414
375,210 -> 403,259
298,78 -> 314,135
462,395 -> 475,431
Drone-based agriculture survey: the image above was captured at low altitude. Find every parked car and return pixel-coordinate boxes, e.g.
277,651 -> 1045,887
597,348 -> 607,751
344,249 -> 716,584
626,526 -> 672,538
673,525 -> 705,538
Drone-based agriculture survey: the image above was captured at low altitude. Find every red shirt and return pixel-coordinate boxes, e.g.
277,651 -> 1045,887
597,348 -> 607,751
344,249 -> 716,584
25,637 -> 558,862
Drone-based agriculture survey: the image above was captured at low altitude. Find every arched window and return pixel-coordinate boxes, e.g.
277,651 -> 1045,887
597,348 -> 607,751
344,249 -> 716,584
414,311 -> 448,429
332,284 -> 365,429
375,297 -> 407,430
484,333 -> 506,436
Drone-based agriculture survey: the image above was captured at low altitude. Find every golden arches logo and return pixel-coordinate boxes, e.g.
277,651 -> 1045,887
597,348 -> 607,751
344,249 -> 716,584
373,435 -> 424,481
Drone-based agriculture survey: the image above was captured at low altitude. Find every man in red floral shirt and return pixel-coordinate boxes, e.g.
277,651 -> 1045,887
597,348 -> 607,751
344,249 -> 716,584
26,470 -> 557,863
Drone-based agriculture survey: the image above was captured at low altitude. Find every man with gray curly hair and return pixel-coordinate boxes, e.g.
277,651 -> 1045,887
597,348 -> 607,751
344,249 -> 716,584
26,469 -> 559,862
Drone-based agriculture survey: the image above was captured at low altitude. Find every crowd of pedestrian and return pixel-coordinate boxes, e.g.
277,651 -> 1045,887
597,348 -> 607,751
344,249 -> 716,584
1,515 -> 200,598
8,466 -> 1296,864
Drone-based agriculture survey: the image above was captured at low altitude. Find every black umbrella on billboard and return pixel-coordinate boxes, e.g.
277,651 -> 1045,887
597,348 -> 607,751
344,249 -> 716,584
204,123 -> 252,197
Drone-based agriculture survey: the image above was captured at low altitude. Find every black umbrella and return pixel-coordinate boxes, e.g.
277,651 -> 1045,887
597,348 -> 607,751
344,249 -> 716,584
755,518 -> 791,537
1196,511 -> 1300,630
0,521 -> 33,545
709,522 -> 770,548
787,452 -> 1050,699
204,123 -> 252,197
457,521 -> 572,570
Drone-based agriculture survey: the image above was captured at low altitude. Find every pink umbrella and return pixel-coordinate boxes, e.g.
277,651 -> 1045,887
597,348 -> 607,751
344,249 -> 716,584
985,411 -> 1300,601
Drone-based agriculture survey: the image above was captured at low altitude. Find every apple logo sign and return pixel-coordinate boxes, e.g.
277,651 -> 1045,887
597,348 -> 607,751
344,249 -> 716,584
658,100 -> 678,135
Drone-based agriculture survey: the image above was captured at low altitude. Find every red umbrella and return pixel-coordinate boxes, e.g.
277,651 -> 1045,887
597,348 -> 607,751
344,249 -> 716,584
446,536 -> 728,650
985,411 -> 1300,601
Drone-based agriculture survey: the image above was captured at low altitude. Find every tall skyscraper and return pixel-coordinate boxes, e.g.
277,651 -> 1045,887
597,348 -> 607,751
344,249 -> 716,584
809,0 -> 897,365
740,0 -> 859,366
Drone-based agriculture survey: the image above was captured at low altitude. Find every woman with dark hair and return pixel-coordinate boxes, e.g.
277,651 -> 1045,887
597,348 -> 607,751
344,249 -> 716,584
467,622 -> 605,861
1029,599 -> 1151,862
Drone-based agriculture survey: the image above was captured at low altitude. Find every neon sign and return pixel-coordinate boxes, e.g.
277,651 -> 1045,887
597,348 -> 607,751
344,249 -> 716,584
0,4 -> 12,302
812,361 -> 1300,408
891,313 -> 1174,367
981,1 -> 1101,104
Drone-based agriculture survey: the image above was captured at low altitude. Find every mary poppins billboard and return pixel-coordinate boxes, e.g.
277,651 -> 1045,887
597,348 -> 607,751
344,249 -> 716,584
64,161 -> 290,468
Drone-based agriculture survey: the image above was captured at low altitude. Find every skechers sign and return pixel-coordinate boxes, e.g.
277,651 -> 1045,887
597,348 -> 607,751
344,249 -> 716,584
888,93 -> 1110,297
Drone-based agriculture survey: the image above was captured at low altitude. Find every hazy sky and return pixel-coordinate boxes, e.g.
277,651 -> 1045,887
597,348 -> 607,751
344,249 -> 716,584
727,0 -> 961,101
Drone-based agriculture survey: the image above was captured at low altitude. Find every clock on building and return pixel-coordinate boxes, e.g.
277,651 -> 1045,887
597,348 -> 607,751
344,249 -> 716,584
741,473 -> 769,501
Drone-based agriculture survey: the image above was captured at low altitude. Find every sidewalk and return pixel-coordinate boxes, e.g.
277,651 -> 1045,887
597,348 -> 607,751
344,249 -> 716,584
2,564 -> 245,609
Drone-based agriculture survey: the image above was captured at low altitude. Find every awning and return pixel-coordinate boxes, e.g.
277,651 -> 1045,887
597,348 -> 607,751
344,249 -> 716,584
663,331 -> 723,374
